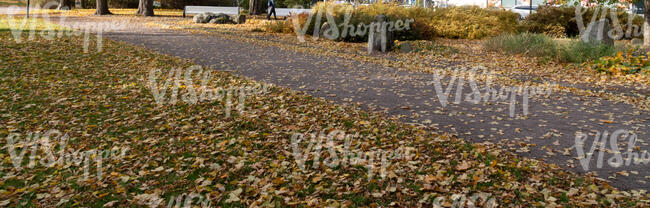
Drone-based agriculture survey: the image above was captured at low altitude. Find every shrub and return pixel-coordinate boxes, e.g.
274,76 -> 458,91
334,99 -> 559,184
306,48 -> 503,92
484,33 -> 558,58
429,6 -> 520,39
285,3 -> 519,42
558,41 -> 616,63
262,20 -> 294,33
524,6 -> 643,39
523,6 -> 577,37
591,51 -> 650,75
294,2 -> 429,42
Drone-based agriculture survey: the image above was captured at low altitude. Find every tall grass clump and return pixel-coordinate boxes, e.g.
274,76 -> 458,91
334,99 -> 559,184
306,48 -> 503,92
558,41 -> 617,63
485,33 -> 620,63
485,33 -> 558,58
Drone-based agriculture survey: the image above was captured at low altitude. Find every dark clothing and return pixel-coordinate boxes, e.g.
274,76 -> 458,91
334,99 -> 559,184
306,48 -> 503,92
267,0 -> 276,20
267,7 -> 276,20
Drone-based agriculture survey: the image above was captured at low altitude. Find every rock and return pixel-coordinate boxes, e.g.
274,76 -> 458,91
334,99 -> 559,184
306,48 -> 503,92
194,12 -> 232,24
581,19 -> 614,46
210,13 -> 233,24
368,15 -> 394,53
319,22 -> 338,40
398,41 -> 413,53
211,17 -> 231,24
193,13 -> 208,23
631,38 -> 643,45
233,14 -> 246,24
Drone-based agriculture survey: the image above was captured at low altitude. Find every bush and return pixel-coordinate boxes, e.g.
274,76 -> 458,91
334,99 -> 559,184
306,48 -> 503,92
262,20 -> 294,33
524,6 -> 643,39
484,33 -> 558,58
293,2 -> 430,42
429,6 -> 520,39
591,51 -> 650,75
558,41 -> 616,63
286,3 -> 520,42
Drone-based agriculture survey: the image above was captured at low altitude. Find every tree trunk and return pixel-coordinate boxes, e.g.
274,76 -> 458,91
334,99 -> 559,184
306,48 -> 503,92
57,0 -> 74,10
249,0 -> 266,15
643,0 -> 650,47
95,0 -> 111,15
136,0 -> 154,16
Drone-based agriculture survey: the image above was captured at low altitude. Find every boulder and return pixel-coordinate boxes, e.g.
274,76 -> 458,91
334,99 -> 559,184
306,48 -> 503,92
193,13 -> 209,23
368,15 -> 394,53
233,14 -> 247,24
319,22 -> 336,40
210,13 -> 233,24
194,12 -> 233,24
581,19 -> 614,46
631,38 -> 643,45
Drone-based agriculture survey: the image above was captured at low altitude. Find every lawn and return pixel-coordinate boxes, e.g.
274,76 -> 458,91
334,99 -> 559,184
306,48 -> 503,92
0,0 -> 25,7
0,16 -> 648,207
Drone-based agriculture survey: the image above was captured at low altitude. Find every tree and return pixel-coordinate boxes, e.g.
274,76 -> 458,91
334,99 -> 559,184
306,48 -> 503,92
644,0 -> 650,45
137,0 -> 155,16
57,0 -> 74,10
95,0 -> 111,15
249,0 -> 267,15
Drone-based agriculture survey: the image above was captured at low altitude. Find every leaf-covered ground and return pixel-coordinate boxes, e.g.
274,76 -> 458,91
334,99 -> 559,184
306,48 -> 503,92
0,15 -> 649,207
122,10 -> 648,112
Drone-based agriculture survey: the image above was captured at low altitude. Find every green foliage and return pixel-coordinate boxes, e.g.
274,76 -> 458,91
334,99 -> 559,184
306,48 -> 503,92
485,33 -> 622,64
558,40 -> 616,63
484,33 -> 558,58
523,6 -> 577,37
591,51 -> 650,75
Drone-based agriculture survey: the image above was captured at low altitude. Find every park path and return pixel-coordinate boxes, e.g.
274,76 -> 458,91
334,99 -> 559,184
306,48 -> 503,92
50,16 -> 649,191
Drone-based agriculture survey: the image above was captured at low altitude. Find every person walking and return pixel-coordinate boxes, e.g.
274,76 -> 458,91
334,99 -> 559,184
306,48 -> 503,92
267,0 -> 277,20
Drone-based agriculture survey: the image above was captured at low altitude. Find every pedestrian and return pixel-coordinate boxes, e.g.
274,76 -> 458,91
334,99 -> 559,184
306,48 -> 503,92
267,0 -> 277,20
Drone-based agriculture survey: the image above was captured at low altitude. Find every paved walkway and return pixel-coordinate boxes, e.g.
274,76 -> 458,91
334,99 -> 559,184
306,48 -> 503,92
52,16 -> 649,191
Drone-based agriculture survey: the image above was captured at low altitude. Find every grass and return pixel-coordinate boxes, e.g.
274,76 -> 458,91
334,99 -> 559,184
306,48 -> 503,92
485,33 -> 620,64
0,16 -> 648,207
558,40 -> 617,63
0,15 -> 68,32
0,0 -> 26,6
0,8 -> 184,17
484,32 -> 558,58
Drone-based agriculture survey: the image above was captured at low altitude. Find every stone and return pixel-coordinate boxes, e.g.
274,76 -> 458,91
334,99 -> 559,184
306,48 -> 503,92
319,22 -> 332,39
398,41 -> 413,53
319,22 -> 339,40
193,13 -> 208,23
631,38 -> 643,45
194,12 -> 233,24
368,15 -> 395,53
581,19 -> 614,46
233,14 -> 246,24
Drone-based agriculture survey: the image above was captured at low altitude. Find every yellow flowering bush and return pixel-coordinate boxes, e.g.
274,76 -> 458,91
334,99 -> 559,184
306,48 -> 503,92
284,3 -> 520,42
